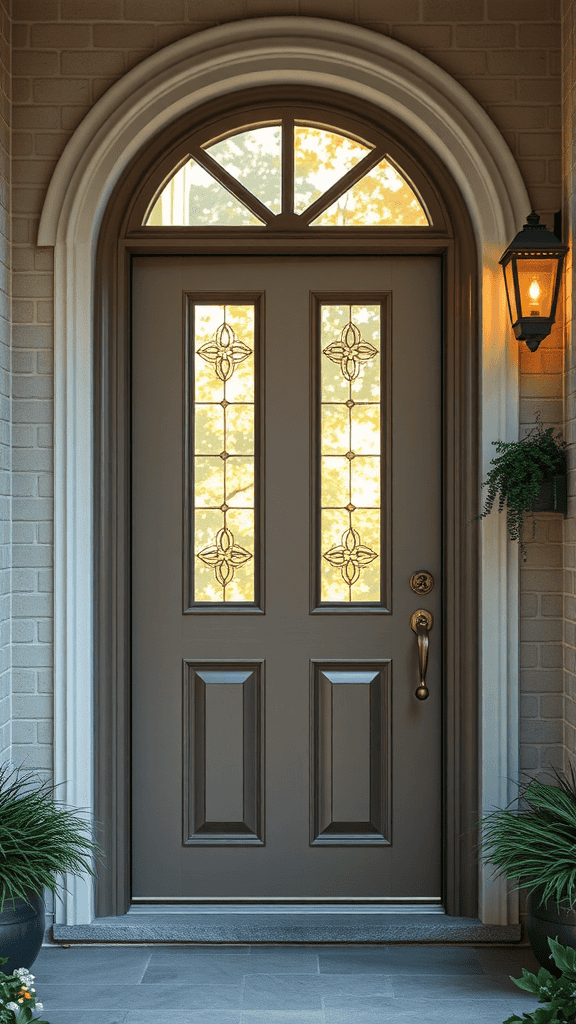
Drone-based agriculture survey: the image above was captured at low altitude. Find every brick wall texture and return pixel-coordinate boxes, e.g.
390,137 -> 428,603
0,0 -> 9,762
563,0 -> 576,765
4,0 -> 568,788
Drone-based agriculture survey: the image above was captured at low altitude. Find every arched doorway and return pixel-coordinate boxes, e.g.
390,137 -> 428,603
38,17 -> 529,928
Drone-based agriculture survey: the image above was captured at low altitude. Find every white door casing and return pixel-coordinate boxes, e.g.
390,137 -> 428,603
37,16 -> 529,926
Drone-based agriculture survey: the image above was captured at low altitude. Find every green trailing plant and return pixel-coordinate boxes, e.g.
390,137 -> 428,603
481,764 -> 576,911
478,416 -> 567,556
0,763 -> 101,913
505,936 -> 576,1023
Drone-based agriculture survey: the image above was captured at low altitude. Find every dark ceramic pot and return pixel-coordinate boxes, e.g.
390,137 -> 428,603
0,893 -> 44,975
527,889 -> 576,976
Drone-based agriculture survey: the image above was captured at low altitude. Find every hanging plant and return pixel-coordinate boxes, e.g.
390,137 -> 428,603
478,415 -> 567,558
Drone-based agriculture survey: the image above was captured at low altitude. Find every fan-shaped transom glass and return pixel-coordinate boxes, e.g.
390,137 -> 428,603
143,120 -> 431,228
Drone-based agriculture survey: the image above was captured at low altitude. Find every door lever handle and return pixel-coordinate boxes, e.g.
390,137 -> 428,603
410,609 -> 433,700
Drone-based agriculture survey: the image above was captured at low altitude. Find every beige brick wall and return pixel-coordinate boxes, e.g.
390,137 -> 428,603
8,0 -> 564,776
563,0 -> 576,765
0,0 -> 9,762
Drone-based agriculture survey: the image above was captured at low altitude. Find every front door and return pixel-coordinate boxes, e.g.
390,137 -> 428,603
131,255 -> 442,901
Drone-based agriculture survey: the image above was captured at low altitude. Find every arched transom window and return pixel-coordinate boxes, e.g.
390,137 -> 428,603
137,114 -> 436,231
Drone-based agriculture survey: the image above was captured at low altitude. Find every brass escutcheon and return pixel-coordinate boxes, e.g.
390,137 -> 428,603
409,570 -> 434,595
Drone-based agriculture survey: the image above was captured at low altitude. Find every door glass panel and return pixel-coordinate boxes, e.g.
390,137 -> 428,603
145,159 -> 265,226
204,126 -> 282,215
192,304 -> 256,603
311,158 -> 429,226
319,303 -> 381,604
294,125 -> 372,214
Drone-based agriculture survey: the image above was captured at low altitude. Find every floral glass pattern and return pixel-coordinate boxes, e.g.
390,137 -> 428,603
193,304 -> 256,602
320,304 -> 381,603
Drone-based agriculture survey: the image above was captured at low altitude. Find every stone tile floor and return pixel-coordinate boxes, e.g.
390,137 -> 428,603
30,943 -> 543,1023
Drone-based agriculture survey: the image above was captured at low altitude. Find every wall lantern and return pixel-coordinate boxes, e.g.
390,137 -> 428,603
499,211 -> 568,353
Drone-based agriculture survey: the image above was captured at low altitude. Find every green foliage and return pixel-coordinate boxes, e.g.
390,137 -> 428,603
0,958 -> 49,1023
481,765 -> 576,911
503,937 -> 576,1023
478,418 -> 566,552
0,763 -> 102,913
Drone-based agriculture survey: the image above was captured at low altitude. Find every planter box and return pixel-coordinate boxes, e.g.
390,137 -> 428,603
531,474 -> 567,516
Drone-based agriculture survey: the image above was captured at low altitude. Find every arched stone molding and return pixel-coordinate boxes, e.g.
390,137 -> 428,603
38,16 -> 529,926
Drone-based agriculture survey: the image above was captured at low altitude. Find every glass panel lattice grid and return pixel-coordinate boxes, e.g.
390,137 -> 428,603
204,126 -> 282,215
319,303 -> 382,603
311,157 -> 429,226
145,159 -> 265,226
293,125 -> 372,214
193,303 -> 256,603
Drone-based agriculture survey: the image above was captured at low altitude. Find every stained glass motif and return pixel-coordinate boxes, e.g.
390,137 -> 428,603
320,304 -> 381,603
205,126 -> 282,215
193,305 -> 256,602
145,160 -> 264,226
294,126 -> 372,214
311,158 -> 429,226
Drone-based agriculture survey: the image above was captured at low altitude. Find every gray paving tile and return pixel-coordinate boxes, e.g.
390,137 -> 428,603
37,982 -> 243,1010
244,949 -> 320,973
317,944 -> 483,973
30,1014 -> 128,1024
32,946 -> 152,984
149,945 -> 252,956
318,973 -> 395,1006
124,1014 -> 242,1024
242,1014 -> 324,1023
475,945 -> 541,975
142,959 -> 248,984
242,975 -> 324,1011
389,972 -> 536,998
324,1002 -> 536,1024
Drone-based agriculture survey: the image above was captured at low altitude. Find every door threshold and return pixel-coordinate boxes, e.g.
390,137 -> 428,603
53,909 -> 521,944
128,903 -> 445,915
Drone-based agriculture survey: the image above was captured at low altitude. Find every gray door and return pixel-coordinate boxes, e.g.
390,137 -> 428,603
131,255 -> 442,900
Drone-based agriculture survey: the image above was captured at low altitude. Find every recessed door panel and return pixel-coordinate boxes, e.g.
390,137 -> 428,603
131,256 -> 442,900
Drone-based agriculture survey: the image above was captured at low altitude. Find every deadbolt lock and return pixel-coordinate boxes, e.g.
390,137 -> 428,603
409,570 -> 434,596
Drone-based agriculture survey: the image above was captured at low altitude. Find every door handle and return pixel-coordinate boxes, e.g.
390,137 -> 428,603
410,609 -> 433,700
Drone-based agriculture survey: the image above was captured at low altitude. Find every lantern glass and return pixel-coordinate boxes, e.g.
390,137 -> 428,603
504,261 -> 518,323
515,258 -> 556,320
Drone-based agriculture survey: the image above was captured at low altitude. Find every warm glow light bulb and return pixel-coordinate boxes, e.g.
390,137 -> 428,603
529,280 -> 541,300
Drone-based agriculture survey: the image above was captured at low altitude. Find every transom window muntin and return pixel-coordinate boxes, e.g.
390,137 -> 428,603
136,110 -> 437,232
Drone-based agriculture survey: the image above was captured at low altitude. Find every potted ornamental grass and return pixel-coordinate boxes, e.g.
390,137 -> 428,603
478,416 -> 567,560
481,764 -> 576,974
0,762 -> 101,976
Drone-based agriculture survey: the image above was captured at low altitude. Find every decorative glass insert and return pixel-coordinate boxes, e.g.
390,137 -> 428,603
205,126 -> 282,215
311,158 -> 429,226
320,303 -> 381,603
145,159 -> 265,226
293,126 -> 372,214
193,304 -> 256,603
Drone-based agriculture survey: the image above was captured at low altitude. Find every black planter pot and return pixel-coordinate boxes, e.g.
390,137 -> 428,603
531,474 -> 568,515
0,893 -> 44,975
527,889 -> 576,976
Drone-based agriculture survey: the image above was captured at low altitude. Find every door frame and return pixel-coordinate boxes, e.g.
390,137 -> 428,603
38,17 -> 529,926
